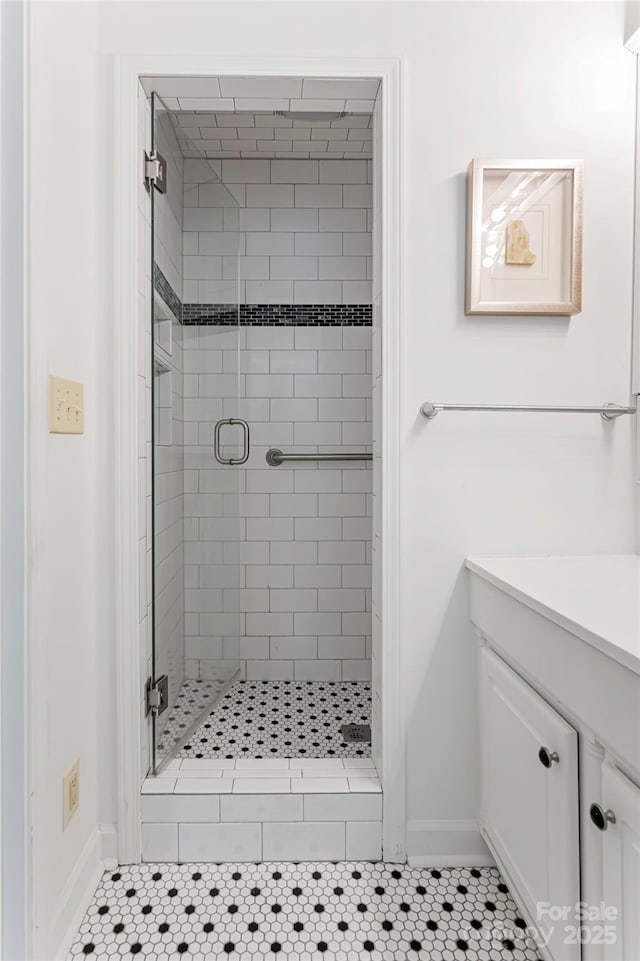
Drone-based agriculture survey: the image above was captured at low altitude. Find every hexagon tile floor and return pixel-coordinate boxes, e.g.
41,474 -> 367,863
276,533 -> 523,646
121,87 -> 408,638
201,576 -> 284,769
172,680 -> 372,761
68,862 -> 542,960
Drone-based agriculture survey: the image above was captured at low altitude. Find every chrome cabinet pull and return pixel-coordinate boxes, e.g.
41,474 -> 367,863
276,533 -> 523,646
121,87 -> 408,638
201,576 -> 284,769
214,418 -> 250,466
538,747 -> 560,768
589,804 -> 616,831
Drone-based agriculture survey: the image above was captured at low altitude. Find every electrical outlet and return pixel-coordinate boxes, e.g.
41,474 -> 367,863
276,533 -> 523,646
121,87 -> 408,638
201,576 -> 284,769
49,376 -> 84,434
63,759 -> 80,829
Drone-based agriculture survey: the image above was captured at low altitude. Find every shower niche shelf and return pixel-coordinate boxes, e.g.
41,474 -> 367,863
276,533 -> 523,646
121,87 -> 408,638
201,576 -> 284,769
153,289 -> 174,358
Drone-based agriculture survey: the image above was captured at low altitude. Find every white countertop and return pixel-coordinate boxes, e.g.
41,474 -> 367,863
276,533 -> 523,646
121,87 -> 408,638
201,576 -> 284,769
465,555 -> 640,675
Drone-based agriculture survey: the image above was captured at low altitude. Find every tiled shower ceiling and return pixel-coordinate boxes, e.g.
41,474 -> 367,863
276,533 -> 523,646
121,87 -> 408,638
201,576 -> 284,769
141,75 -> 379,160
171,111 -> 373,160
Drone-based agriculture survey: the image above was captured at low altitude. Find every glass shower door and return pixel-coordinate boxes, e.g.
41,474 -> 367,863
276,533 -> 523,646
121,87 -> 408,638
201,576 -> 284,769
150,93 -> 243,772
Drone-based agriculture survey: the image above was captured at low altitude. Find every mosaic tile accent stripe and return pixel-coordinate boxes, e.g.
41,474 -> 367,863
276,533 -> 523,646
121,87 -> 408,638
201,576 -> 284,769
182,304 -> 373,326
153,263 -> 182,322
152,263 -> 372,326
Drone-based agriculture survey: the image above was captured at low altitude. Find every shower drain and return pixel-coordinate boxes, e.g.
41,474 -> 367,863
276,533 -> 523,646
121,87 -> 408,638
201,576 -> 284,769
340,723 -> 371,744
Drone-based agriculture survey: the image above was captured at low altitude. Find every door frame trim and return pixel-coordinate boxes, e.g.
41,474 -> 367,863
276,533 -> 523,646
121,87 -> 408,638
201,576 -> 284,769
1,0 -> 32,952
114,54 -> 405,863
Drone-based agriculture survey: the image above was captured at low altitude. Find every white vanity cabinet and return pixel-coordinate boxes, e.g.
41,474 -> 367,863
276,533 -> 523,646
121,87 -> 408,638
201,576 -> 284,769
480,648 -> 581,961
600,764 -> 640,961
468,555 -> 640,961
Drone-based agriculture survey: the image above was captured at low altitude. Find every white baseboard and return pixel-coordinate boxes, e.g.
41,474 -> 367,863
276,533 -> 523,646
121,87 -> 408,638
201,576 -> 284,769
100,823 -> 119,868
50,827 -> 105,961
406,819 -> 495,868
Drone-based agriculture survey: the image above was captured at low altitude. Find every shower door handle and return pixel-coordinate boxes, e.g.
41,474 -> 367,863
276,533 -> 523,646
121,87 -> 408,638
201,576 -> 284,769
213,418 -> 250,466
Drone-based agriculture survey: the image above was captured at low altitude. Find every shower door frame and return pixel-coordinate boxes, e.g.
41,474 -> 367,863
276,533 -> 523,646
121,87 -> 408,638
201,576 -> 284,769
114,53 -> 404,865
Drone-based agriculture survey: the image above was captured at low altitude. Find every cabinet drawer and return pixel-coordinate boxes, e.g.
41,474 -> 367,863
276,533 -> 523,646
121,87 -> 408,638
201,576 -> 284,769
480,648 -> 580,961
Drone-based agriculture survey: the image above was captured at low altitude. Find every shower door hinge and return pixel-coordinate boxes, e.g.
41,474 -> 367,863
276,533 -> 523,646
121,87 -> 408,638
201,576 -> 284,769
145,674 -> 169,717
144,150 -> 167,194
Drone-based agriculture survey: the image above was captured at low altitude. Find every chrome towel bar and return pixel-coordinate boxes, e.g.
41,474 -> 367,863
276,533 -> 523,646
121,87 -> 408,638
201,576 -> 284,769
266,448 -> 373,466
420,401 -> 636,421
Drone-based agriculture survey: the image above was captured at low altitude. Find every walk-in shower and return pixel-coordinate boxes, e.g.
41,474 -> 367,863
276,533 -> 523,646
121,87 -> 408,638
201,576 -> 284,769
146,78 -> 379,774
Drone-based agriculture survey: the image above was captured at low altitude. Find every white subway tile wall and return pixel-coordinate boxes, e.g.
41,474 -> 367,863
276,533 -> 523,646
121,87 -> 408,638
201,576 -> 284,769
182,159 -> 372,305
183,324 -> 372,681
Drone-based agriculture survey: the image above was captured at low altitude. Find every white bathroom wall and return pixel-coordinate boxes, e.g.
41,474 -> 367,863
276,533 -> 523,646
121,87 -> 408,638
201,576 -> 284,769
24,5 -> 637,953
0,3 -> 29,957
182,157 -> 373,305
27,3 -> 105,957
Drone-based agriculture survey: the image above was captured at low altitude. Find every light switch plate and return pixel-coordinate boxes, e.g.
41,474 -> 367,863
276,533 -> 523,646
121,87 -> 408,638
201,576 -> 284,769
49,376 -> 84,434
63,758 -> 80,829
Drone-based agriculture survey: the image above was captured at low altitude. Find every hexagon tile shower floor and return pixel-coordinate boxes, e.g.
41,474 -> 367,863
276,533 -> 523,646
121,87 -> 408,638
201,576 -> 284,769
158,681 -> 373,761
68,862 -> 542,960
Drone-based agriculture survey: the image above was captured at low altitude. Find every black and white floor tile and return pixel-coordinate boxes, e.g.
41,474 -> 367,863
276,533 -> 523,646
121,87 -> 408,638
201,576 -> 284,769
176,681 -> 372,760
157,680 -> 227,761
69,862 -> 541,960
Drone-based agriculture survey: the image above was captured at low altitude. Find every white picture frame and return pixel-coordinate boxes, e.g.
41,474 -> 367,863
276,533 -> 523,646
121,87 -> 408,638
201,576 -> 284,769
465,158 -> 583,315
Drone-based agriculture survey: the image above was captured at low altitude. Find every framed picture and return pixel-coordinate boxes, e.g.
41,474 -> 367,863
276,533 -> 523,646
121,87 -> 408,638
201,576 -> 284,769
465,158 -> 583,315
